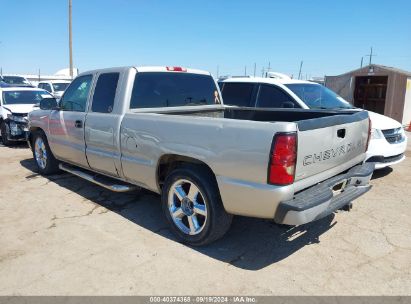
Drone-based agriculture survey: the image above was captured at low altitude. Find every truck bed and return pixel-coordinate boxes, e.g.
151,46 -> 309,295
164,106 -> 366,131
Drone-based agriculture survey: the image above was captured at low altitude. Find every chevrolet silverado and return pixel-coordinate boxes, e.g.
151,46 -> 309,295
28,66 -> 374,245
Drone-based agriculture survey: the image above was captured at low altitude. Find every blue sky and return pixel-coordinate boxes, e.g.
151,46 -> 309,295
1,0 -> 410,77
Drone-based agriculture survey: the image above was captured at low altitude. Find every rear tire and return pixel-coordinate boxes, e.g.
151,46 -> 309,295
0,122 -> 12,146
161,164 -> 232,246
32,131 -> 59,175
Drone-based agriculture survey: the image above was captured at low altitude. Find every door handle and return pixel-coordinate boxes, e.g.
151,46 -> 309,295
75,120 -> 83,128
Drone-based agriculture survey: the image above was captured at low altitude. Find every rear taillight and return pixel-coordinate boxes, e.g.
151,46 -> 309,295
166,66 -> 187,72
365,117 -> 372,152
268,133 -> 297,185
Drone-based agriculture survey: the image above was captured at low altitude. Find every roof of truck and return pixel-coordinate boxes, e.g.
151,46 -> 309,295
136,66 -> 211,75
220,77 -> 318,86
77,66 -> 211,76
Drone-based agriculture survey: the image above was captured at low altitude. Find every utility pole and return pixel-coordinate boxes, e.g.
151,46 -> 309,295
244,66 -> 247,76
360,56 -> 363,68
253,63 -> 256,77
0,42 -> 2,77
298,61 -> 303,80
38,69 -> 41,82
369,47 -> 373,65
365,47 -> 376,66
216,65 -> 219,78
69,0 -> 73,79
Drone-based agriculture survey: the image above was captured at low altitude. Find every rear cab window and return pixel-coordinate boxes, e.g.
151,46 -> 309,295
220,82 -> 255,107
130,72 -> 220,109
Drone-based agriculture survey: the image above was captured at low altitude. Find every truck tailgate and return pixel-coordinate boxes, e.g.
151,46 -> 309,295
294,111 -> 370,189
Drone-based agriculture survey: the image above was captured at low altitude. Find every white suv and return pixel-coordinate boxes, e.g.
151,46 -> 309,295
38,80 -> 71,99
219,77 -> 407,169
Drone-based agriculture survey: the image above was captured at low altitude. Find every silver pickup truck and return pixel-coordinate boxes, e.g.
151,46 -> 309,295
28,66 -> 374,245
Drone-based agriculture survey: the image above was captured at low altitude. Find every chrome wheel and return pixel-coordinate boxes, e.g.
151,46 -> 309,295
34,137 -> 47,169
167,179 -> 208,235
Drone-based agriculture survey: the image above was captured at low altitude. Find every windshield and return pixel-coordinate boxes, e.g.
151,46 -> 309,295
2,90 -> 53,105
285,83 -> 354,109
52,83 -> 69,91
2,76 -> 30,85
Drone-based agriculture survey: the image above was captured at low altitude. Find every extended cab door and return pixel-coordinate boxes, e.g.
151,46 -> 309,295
48,74 -> 93,168
84,72 -> 122,177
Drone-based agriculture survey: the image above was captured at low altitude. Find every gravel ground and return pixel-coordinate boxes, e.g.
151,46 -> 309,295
0,132 -> 410,295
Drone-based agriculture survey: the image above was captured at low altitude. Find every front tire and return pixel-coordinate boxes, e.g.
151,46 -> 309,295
32,131 -> 59,175
0,122 -> 12,146
161,165 -> 232,246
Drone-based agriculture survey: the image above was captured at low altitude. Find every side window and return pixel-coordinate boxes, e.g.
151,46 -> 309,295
91,73 -> 119,113
60,75 -> 93,112
256,84 -> 296,108
44,83 -> 52,92
220,82 -> 255,107
38,83 -> 43,89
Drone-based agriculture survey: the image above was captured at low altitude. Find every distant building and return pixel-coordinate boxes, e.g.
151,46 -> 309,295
308,76 -> 325,85
0,68 -> 78,87
325,64 -> 411,125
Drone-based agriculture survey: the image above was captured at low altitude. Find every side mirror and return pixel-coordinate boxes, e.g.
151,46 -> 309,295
40,97 -> 59,110
281,101 -> 295,108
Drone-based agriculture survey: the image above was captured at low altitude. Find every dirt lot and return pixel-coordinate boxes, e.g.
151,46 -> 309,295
0,133 -> 410,296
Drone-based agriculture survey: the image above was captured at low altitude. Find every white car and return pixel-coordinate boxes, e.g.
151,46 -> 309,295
219,77 -> 407,169
0,75 -> 33,87
366,111 -> 407,169
38,80 -> 71,99
0,87 -> 54,146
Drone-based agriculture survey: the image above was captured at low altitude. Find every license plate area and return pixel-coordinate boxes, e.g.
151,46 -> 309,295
332,179 -> 348,196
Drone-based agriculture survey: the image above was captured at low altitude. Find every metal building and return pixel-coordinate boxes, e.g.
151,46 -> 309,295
325,64 -> 411,125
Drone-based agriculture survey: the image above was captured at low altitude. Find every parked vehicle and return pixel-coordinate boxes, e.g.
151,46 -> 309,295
219,77 -> 407,169
0,81 -> 11,88
28,66 -> 374,245
0,88 -> 54,145
0,75 -> 33,87
38,80 -> 71,99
